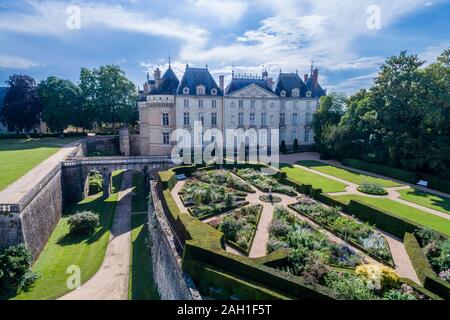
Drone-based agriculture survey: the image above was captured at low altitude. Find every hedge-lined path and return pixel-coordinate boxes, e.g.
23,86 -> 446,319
294,163 -> 450,220
381,232 -> 420,283
59,171 -> 133,300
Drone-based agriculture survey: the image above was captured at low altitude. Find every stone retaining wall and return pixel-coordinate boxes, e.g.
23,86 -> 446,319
149,182 -> 201,300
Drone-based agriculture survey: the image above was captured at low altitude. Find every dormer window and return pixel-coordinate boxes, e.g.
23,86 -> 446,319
280,90 -> 286,97
306,91 -> 312,98
292,88 -> 300,97
183,87 -> 190,95
196,85 -> 205,95
211,88 -> 217,96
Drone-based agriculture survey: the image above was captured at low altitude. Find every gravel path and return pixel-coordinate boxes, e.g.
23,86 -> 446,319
59,171 -> 133,300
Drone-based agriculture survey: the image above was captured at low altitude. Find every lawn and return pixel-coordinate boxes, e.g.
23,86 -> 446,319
12,170 -> 124,300
332,194 -> 450,237
297,160 -> 401,188
398,188 -> 450,215
131,173 -> 148,213
0,137 -> 80,191
128,214 -> 159,300
280,164 -> 348,193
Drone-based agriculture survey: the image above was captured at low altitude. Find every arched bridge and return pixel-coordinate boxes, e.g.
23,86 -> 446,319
62,156 -> 173,205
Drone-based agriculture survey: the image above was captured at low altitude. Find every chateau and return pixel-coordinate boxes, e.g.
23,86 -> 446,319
138,63 -> 326,156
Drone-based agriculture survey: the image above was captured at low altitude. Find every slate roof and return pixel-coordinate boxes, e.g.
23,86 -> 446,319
150,66 -> 180,95
177,67 -> 222,96
305,77 -> 326,98
274,73 -> 308,98
225,78 -> 274,95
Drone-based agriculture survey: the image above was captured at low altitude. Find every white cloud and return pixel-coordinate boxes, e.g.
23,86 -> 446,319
189,0 -> 248,26
419,41 -> 450,65
0,55 -> 40,69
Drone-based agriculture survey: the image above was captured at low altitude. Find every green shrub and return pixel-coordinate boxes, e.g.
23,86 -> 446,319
88,171 -> 103,195
67,211 -> 99,236
324,271 -> 378,300
357,183 -> 387,195
0,244 -> 38,294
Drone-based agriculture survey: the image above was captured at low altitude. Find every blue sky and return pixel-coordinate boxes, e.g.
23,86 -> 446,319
0,0 -> 448,94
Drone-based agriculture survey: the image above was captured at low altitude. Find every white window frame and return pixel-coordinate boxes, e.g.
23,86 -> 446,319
183,87 -> 190,95
162,113 -> 169,127
183,112 -> 190,126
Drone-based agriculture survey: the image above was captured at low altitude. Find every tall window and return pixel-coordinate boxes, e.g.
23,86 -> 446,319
162,113 -> 169,126
280,113 -> 285,126
306,101 -> 311,109
261,113 -> 267,126
251,100 -> 256,109
292,113 -> 298,125
239,100 -> 244,108
183,112 -> 190,126
198,99 -> 204,108
250,112 -> 255,125
198,112 -> 204,125
212,100 -> 217,108
306,113 -> 311,124
238,112 -> 244,126
292,131 -> 297,142
292,88 -> 300,97
305,129 -> 310,142
211,112 -> 217,126
162,132 -> 170,145
184,99 -> 189,108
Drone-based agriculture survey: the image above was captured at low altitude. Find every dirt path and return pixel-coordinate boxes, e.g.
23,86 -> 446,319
59,171 -> 133,300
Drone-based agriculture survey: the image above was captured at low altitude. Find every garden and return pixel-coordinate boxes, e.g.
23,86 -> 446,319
290,196 -> 393,265
207,204 -> 263,255
267,207 -> 429,300
235,168 -> 297,196
179,175 -> 249,219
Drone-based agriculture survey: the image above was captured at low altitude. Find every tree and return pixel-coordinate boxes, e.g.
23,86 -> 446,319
38,77 -> 81,135
0,244 -> 37,294
313,93 -> 346,157
80,65 -> 138,129
0,75 -> 42,135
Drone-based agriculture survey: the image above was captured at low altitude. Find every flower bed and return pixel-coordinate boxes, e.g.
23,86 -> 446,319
194,169 -> 254,193
268,206 -> 363,270
208,205 -> 263,255
180,180 -> 247,207
236,168 -> 296,196
414,228 -> 450,283
357,183 -> 388,196
290,196 -> 393,266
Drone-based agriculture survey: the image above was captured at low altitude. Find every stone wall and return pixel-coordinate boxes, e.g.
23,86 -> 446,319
0,213 -> 23,250
86,136 -> 119,156
149,182 -> 201,300
20,170 -> 63,258
130,134 -> 140,156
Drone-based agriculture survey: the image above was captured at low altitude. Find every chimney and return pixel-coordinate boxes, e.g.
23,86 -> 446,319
143,82 -> 150,95
267,77 -> 274,89
154,68 -> 161,89
304,74 -> 308,82
219,75 -> 224,92
313,68 -> 319,88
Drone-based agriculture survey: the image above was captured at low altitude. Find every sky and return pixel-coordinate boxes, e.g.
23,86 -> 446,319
0,0 -> 449,95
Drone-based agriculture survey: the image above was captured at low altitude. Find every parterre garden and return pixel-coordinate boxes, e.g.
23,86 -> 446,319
158,162 -> 450,300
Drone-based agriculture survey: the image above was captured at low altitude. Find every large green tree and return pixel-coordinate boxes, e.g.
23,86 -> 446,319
80,65 -> 138,129
315,49 -> 450,177
38,77 -> 81,135
0,75 -> 42,134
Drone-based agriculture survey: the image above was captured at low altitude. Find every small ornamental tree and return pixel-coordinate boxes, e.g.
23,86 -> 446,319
0,244 -> 37,294
88,171 -> 103,195
68,211 -> 99,236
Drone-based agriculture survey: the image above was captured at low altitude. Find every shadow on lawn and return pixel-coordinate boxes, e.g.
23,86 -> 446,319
404,189 -> 450,213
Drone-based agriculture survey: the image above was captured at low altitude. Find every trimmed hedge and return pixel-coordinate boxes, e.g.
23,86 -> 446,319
342,158 -> 418,184
404,233 -> 450,299
420,173 -> 450,195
